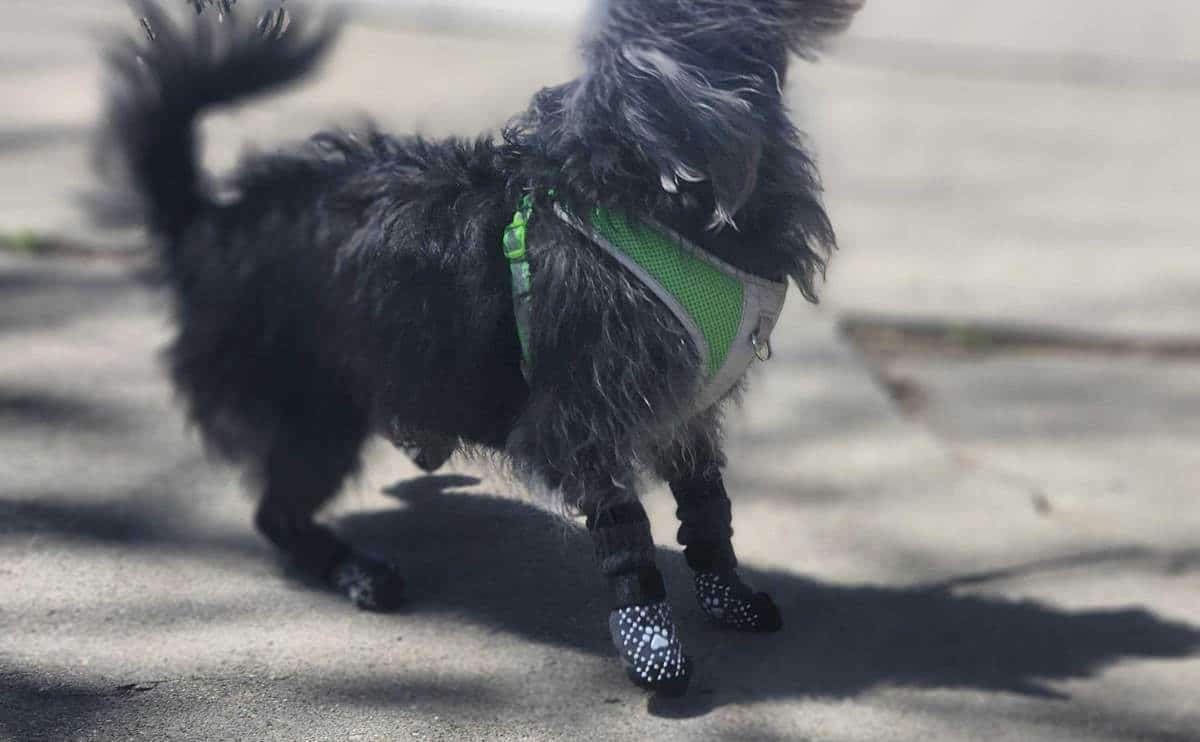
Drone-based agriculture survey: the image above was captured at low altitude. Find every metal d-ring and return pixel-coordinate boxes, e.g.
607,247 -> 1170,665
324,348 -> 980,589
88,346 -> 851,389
751,331 -> 772,362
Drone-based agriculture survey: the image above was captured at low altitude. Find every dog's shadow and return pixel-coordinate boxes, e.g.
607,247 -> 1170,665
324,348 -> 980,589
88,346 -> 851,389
337,475 -> 1200,712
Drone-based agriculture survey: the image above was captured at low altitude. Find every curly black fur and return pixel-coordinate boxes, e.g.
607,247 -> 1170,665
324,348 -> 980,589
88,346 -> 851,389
96,0 -> 860,689
98,0 -> 857,508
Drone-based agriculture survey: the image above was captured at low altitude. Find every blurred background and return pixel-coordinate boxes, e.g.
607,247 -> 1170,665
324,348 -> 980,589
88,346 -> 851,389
2,1 -> 1198,740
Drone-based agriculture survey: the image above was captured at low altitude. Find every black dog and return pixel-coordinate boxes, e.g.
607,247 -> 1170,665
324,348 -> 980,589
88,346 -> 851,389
98,0 -> 861,693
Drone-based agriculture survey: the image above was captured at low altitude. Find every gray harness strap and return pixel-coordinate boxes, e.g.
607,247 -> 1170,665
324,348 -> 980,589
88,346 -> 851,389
553,204 -> 788,411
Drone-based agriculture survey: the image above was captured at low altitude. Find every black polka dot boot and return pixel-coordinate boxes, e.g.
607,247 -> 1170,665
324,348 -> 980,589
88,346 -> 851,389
608,601 -> 692,695
329,553 -> 406,612
695,570 -> 782,632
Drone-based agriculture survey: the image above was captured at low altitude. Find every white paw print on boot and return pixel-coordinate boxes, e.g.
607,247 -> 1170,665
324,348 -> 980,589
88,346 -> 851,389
611,602 -> 688,684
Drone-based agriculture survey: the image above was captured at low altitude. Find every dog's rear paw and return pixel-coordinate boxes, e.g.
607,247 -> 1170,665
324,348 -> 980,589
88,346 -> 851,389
609,602 -> 692,695
329,554 -> 406,612
695,570 -> 782,632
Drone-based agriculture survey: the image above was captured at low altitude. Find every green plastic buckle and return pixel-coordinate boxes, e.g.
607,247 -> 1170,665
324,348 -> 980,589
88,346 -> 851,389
504,193 -> 537,380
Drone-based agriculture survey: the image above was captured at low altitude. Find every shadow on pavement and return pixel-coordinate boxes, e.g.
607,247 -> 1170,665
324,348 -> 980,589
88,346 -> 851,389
0,260 -> 148,336
0,386 -> 121,431
0,675 -> 125,742
336,475 -> 1200,711
0,671 -> 507,742
0,124 -> 87,155
4,473 -> 1197,727
0,493 -> 265,570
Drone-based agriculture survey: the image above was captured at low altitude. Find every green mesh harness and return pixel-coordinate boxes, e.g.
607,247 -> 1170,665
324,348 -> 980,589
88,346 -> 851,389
503,194 -> 787,411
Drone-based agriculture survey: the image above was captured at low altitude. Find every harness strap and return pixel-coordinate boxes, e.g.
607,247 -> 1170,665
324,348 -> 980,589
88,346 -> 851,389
502,192 -> 786,409
502,194 -> 536,381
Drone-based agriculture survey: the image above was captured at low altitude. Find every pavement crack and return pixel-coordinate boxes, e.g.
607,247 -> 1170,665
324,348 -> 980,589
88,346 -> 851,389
836,36 -> 1200,92
839,313 -> 1061,511
114,680 -> 166,695
840,313 -> 1200,362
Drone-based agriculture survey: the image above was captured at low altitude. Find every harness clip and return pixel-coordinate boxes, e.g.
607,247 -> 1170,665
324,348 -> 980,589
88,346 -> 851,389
751,315 -> 774,362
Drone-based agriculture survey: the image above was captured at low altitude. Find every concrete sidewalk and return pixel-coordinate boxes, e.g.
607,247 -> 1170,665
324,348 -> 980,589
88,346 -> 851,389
2,1 -> 1199,740
4,0 -> 1200,335
3,251 -> 1197,741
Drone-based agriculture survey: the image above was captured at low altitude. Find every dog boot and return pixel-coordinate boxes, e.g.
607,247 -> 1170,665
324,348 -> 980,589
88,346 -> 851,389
695,570 -> 782,632
609,601 -> 692,695
328,553 -> 406,612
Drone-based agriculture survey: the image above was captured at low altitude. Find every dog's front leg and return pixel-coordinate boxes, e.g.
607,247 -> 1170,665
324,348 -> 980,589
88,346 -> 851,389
587,499 -> 692,694
669,457 -> 783,632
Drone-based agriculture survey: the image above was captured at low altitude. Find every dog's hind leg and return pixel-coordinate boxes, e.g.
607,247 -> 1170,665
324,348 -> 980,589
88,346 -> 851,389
586,498 -> 692,695
664,447 -> 783,633
253,413 -> 405,612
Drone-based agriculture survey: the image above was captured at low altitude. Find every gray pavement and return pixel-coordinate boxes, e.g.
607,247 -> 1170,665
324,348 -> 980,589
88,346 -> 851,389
2,2 -> 1200,741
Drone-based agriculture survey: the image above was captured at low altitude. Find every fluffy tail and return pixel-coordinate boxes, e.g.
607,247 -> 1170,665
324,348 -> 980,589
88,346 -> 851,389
567,0 -> 863,226
96,3 -> 338,239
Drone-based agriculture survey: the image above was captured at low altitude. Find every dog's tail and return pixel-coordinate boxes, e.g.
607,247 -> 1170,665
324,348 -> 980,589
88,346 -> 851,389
96,3 -> 338,239
565,0 -> 863,226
